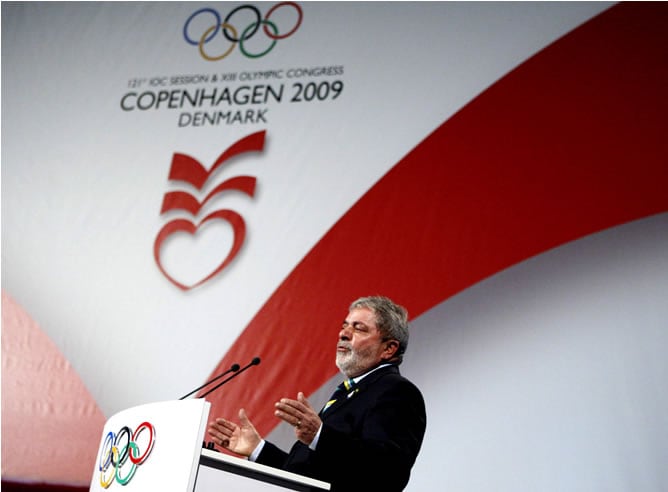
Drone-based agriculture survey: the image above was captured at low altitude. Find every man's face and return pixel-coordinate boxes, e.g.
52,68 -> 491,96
336,307 -> 387,378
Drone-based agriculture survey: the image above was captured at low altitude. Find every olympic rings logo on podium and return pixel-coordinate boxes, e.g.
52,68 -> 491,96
183,2 -> 303,61
98,422 -> 156,488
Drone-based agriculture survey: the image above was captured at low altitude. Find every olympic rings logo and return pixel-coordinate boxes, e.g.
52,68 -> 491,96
183,2 -> 303,61
98,422 -> 156,488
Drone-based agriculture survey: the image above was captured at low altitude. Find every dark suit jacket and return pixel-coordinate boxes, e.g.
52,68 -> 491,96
257,365 -> 426,491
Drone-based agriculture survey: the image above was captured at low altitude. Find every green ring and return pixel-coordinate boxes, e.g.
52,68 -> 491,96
115,442 -> 138,485
239,20 -> 278,59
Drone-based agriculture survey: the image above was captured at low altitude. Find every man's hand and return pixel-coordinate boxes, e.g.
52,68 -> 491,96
207,408 -> 262,457
274,392 -> 322,445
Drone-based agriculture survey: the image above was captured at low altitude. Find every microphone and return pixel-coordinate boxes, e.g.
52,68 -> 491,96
199,357 -> 261,399
178,363 -> 240,400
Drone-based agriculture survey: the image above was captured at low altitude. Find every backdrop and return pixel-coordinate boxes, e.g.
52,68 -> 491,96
2,2 -> 667,490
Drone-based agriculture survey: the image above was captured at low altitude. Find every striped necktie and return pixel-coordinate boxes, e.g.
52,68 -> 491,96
322,378 -> 356,413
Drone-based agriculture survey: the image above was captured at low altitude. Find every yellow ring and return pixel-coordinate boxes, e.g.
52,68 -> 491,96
199,23 -> 237,61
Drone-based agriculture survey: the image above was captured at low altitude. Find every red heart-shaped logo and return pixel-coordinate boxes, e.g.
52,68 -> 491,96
154,209 -> 245,290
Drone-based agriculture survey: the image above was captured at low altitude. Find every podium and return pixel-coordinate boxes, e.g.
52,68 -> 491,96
90,400 -> 329,491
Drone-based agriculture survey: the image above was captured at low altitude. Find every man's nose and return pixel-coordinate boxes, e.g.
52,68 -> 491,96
339,326 -> 351,340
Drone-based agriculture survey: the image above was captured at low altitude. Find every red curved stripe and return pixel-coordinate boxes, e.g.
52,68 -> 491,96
203,3 -> 668,437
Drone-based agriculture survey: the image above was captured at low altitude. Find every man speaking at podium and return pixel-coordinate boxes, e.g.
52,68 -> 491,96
207,296 -> 427,491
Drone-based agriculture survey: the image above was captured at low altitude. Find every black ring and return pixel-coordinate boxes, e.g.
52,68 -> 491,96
223,5 -> 261,42
112,426 -> 131,466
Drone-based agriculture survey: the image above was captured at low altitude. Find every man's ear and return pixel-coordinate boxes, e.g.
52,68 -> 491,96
381,339 -> 400,360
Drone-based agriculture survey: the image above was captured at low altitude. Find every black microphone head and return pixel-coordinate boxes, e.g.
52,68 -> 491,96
251,357 -> 261,365
230,363 -> 240,372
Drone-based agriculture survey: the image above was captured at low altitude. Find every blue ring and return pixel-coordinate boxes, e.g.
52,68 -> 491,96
98,431 -> 114,471
183,8 -> 221,46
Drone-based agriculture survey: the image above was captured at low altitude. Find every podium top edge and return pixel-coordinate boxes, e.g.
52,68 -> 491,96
200,448 -> 331,491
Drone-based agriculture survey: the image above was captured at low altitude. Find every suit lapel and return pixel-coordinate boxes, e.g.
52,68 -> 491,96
320,365 -> 399,417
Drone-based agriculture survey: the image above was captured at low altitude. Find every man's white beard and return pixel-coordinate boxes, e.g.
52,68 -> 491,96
335,351 -> 354,376
336,347 -> 372,378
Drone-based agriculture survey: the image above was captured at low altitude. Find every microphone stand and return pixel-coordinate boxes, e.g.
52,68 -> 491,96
199,357 -> 261,399
178,363 -> 240,400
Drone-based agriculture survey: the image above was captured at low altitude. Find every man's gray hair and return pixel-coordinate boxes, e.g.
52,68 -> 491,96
350,295 -> 409,363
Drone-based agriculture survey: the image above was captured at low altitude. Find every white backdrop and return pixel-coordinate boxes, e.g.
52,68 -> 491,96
2,1 -> 612,416
406,214 -> 668,491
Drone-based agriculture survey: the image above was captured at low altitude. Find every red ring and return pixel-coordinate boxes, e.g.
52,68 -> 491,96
263,2 -> 303,40
129,421 -> 155,464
